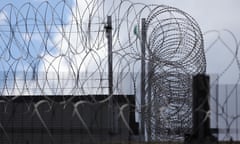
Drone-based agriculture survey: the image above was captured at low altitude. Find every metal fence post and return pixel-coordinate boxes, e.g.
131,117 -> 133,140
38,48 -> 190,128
141,18 -> 146,140
105,16 -> 115,134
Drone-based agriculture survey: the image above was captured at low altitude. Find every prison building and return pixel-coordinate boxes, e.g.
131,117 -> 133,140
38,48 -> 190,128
0,95 -> 138,144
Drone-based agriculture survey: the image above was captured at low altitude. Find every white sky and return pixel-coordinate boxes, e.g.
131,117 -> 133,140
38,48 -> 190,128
150,0 -> 240,31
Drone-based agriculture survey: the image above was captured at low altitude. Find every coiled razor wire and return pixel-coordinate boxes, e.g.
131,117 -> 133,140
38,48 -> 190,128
4,0 -> 240,142
144,6 -> 206,141
204,29 -> 240,141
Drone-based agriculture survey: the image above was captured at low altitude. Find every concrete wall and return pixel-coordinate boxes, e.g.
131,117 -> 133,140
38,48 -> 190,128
0,95 -> 138,144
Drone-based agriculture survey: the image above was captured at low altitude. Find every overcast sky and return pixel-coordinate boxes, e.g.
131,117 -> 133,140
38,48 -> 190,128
1,0 -> 239,31
1,0 -> 239,84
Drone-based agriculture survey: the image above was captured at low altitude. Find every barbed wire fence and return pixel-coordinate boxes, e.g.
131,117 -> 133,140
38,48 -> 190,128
204,29 -> 240,142
0,0 -> 239,143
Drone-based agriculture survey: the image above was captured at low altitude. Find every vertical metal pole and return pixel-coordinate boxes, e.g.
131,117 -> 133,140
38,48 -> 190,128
147,30 -> 153,141
107,16 -> 113,96
216,79 -> 219,139
106,16 -> 114,134
236,85 -> 238,140
141,18 -> 146,138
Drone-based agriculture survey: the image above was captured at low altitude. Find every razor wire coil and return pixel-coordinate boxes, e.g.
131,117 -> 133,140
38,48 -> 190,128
0,0 -> 239,142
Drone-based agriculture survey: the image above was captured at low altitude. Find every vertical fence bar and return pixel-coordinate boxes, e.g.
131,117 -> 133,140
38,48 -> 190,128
106,15 -> 113,97
147,29 -> 153,141
106,16 -> 115,134
141,18 -> 146,139
216,78 -> 219,140
236,86 -> 239,140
